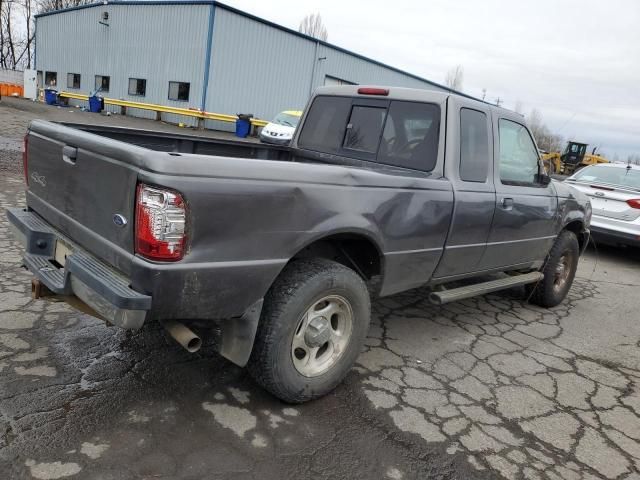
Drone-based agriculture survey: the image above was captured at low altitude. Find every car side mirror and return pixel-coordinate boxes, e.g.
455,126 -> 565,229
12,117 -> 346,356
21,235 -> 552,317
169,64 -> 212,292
535,173 -> 551,185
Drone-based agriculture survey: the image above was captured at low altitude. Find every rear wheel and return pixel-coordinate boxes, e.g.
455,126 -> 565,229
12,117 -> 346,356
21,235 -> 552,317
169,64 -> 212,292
247,258 -> 370,403
527,230 -> 579,307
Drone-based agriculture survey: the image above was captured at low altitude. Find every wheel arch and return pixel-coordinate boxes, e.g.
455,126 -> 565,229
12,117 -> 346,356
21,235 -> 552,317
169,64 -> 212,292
288,230 -> 384,282
563,219 -> 589,253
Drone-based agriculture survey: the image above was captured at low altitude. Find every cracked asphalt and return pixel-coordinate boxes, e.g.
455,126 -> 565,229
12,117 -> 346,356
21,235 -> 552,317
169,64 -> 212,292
1,98 -> 640,480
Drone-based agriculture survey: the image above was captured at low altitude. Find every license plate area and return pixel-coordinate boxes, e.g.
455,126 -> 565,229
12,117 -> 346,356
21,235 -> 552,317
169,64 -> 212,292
54,240 -> 73,268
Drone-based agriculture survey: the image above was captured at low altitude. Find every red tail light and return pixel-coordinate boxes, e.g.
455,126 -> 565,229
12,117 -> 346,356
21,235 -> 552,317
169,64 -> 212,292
23,135 -> 29,186
135,184 -> 187,261
357,87 -> 389,96
627,199 -> 640,209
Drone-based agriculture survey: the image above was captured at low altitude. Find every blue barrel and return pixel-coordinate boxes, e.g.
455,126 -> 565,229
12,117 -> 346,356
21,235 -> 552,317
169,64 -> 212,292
44,89 -> 57,105
89,95 -> 104,113
235,118 -> 251,138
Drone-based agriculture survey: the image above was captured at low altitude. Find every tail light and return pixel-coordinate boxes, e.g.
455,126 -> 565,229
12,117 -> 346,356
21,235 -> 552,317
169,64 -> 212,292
23,134 -> 29,186
627,199 -> 640,209
135,184 -> 187,261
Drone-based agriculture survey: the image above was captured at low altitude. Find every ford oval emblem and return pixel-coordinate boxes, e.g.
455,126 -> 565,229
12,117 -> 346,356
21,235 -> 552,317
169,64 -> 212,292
113,214 -> 128,227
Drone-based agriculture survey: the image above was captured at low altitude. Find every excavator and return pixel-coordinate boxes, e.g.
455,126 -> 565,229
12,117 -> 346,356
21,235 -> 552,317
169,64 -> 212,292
541,141 -> 609,176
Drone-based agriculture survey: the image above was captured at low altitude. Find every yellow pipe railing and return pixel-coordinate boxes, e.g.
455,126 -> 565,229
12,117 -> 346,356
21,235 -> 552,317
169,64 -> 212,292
54,91 -> 269,127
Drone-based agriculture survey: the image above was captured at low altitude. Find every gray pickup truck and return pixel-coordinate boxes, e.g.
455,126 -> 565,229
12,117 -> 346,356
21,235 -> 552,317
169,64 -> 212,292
8,86 -> 590,403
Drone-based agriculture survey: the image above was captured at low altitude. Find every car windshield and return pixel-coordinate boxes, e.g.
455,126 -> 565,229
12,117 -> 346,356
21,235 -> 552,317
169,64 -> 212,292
272,112 -> 300,128
572,165 -> 640,189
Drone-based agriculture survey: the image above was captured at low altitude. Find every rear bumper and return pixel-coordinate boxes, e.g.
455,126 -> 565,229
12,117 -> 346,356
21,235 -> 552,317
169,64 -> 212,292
7,207 -> 151,329
590,216 -> 640,247
590,225 -> 640,247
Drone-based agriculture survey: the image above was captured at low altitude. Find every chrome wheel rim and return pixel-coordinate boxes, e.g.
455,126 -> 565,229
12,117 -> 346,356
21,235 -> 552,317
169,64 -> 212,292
553,251 -> 573,292
291,295 -> 353,378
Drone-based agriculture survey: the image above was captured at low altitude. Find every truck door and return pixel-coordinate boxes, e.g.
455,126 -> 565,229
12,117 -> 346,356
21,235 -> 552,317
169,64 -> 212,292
477,112 -> 558,270
433,97 -> 495,278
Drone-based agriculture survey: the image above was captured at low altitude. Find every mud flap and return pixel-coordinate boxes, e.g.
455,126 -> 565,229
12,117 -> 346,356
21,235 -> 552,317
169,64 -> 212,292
218,299 -> 264,367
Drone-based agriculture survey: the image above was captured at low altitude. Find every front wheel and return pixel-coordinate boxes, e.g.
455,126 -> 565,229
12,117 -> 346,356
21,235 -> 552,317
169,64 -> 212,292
527,230 -> 579,307
247,258 -> 371,403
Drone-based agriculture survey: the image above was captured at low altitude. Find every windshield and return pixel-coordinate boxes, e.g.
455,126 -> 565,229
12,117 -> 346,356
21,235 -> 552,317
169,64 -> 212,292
572,165 -> 640,189
272,112 -> 301,128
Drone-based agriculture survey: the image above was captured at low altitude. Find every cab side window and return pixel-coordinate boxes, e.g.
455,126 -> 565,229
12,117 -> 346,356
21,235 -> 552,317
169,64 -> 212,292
459,108 -> 489,182
498,119 -> 540,185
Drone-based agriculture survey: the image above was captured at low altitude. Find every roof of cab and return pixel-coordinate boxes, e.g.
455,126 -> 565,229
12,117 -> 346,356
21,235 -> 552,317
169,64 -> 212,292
313,85 -> 514,116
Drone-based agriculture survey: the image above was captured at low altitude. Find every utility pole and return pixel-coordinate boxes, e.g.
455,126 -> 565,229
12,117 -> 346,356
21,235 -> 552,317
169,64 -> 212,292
495,97 -> 502,107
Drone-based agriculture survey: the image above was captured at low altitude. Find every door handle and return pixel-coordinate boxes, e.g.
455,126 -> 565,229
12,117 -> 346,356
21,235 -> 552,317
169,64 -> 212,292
500,197 -> 514,210
62,146 -> 77,165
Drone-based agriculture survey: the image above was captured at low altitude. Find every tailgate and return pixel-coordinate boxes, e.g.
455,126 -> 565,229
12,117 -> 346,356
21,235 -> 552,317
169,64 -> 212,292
25,120 -> 144,260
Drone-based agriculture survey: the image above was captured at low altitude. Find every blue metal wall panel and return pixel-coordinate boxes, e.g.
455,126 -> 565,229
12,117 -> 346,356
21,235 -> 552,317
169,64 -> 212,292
205,6 -> 447,129
203,7 -> 315,129
36,2 -> 451,131
36,4 -> 210,124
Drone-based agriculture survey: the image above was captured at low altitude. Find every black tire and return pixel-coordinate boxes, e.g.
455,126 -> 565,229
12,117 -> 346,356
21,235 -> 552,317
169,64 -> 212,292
527,230 -> 579,307
247,258 -> 371,403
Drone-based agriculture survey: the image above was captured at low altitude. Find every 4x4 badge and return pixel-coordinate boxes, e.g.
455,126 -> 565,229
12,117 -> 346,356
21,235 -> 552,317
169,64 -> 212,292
30,172 -> 46,187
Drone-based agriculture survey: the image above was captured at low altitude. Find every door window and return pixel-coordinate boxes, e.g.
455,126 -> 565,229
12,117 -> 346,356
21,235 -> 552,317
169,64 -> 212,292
460,108 -> 489,182
498,119 -> 540,185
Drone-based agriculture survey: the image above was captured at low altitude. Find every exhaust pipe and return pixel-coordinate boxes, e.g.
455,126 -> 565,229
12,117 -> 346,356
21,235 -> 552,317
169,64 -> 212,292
162,320 -> 202,353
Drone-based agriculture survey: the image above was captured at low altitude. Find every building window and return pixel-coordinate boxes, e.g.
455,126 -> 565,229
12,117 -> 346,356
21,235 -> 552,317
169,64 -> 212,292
128,78 -> 146,96
168,81 -> 190,101
95,75 -> 110,93
44,71 -> 57,87
67,73 -> 81,89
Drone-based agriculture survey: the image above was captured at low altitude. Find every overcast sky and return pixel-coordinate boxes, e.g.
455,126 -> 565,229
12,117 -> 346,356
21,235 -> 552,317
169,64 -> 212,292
225,0 -> 639,159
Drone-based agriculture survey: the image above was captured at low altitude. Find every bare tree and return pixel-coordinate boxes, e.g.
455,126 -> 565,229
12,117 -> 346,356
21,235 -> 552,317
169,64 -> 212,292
36,0 -> 92,13
527,108 -> 563,152
627,154 -> 640,166
299,13 -> 328,41
445,65 -> 463,91
0,0 -> 93,70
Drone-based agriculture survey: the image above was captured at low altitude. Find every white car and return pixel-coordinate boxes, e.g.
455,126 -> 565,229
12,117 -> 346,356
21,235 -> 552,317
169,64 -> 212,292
259,110 -> 302,145
565,163 -> 640,247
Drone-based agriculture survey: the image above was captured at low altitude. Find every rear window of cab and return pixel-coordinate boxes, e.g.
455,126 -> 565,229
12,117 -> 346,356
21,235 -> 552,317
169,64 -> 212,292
298,96 -> 440,172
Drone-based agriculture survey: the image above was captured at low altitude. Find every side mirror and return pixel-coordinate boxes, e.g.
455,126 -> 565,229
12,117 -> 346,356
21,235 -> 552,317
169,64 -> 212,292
535,173 -> 551,185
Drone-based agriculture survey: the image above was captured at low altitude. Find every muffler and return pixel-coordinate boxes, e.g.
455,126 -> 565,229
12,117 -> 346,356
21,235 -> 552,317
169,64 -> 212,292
162,320 -> 202,353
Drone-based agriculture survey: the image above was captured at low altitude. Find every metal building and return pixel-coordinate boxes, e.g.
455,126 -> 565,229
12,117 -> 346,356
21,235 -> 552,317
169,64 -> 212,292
35,1 -> 452,127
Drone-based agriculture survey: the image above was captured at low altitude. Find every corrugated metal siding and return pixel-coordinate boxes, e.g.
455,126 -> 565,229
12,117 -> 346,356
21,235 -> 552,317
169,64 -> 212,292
207,6 -> 447,130
36,4 -> 209,124
204,7 -> 315,129
0,69 -> 23,85
314,44 -> 448,92
35,3 -> 451,131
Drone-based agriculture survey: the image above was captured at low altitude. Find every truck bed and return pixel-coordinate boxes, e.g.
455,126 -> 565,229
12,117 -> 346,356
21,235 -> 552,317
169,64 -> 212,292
63,122 -> 292,161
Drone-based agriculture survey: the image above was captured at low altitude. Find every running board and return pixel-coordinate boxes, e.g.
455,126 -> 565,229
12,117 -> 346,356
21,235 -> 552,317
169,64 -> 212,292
428,272 -> 544,305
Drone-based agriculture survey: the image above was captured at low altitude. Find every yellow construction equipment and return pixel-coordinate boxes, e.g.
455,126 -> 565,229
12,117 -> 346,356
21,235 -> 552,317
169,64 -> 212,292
541,141 -> 609,176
